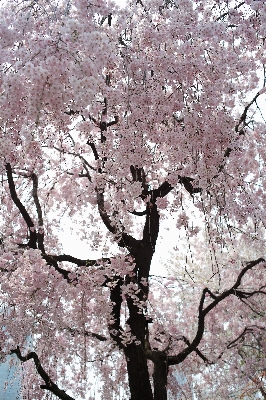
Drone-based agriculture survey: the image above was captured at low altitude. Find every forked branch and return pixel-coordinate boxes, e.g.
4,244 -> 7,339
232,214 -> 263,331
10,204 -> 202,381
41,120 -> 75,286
168,257 -> 265,365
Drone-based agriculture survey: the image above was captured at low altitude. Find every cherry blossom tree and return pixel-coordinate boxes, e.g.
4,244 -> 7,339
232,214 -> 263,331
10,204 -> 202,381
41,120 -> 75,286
1,0 -> 266,399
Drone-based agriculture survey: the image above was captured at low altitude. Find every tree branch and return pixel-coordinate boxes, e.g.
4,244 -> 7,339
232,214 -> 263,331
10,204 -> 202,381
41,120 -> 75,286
95,188 -> 140,252
87,141 -> 99,161
66,327 -> 107,342
235,91 -> 261,135
42,254 -> 72,283
226,326 -> 254,350
46,254 -> 109,266
177,335 -> 213,365
142,181 -> 173,201
42,254 -> 111,284
11,347 -> 75,400
6,163 -> 37,249
96,188 -> 117,234
178,176 -> 201,196
130,209 -> 147,216
217,91 -> 263,173
107,115 -> 119,127
31,173 -> 45,253
215,1 -> 245,22
52,146 -> 95,175
168,258 -> 265,365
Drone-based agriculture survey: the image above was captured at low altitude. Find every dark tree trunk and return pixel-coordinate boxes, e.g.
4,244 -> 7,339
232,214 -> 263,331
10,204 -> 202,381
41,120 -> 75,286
153,355 -> 168,400
124,343 -> 154,400
119,185 -> 171,400
125,284 -> 153,400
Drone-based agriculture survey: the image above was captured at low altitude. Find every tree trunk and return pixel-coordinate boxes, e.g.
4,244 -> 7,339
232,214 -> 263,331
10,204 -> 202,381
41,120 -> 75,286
153,355 -> 168,400
123,192 -> 162,400
124,343 -> 153,400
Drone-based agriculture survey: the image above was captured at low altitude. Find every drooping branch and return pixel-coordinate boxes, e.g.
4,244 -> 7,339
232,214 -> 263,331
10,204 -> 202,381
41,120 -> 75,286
11,347 -> 75,400
87,140 -> 99,161
234,287 -> 266,299
5,165 -> 105,283
6,163 -> 37,249
168,258 -> 265,365
239,297 -> 266,317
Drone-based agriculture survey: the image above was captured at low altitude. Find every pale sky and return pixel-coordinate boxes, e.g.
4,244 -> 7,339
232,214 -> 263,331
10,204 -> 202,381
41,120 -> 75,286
60,212 -> 177,276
